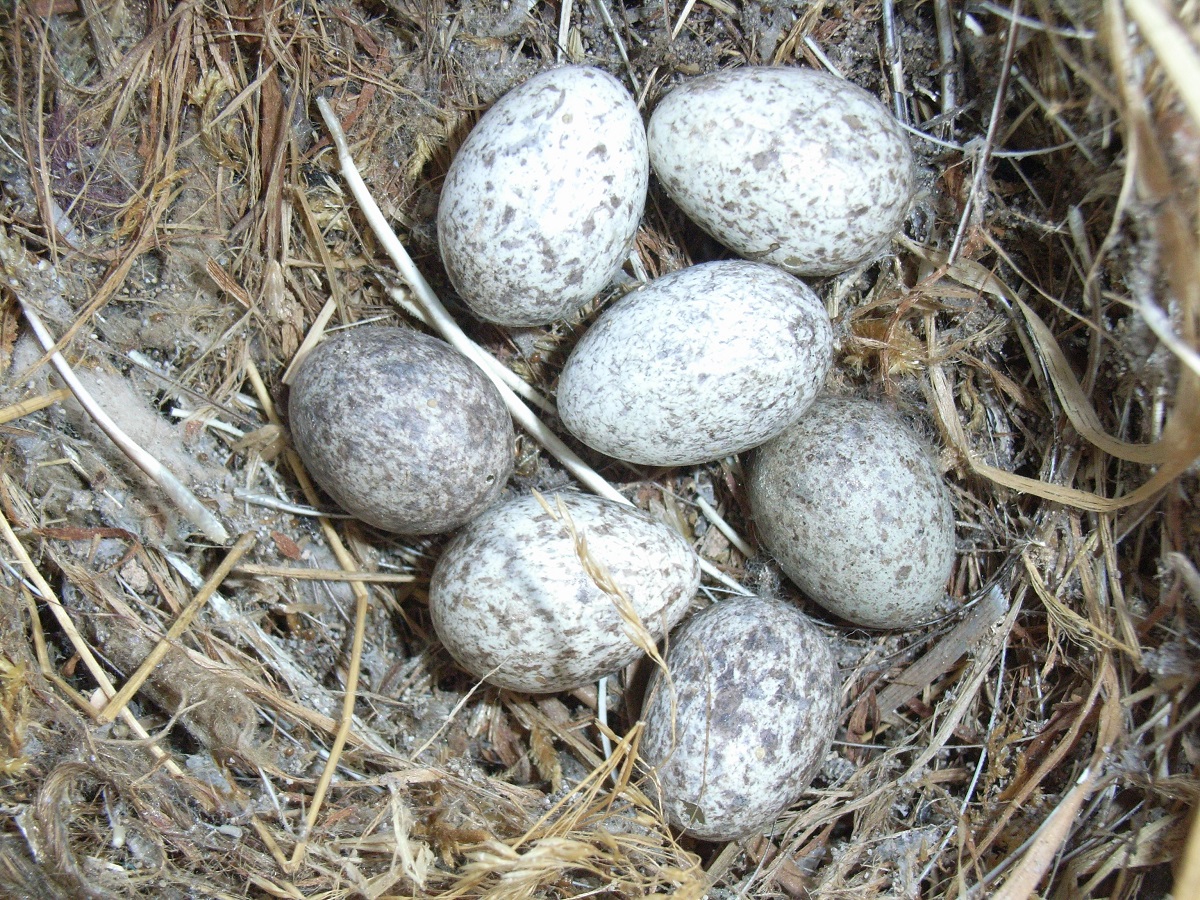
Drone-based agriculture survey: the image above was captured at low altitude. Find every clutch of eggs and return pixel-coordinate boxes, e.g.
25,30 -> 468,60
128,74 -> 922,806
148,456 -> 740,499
648,67 -> 914,276
429,491 -> 700,693
557,260 -> 832,466
438,66 -> 649,326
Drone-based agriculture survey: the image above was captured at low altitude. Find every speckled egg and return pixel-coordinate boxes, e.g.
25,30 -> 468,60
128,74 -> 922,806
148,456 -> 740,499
288,327 -> 513,535
745,396 -> 956,629
557,260 -> 832,466
648,67 -> 914,276
437,66 -> 649,326
430,491 -> 700,693
640,597 -> 838,841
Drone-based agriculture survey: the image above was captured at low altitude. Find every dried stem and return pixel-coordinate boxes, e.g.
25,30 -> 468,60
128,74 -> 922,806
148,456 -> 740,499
19,304 -> 230,544
97,531 -> 257,724
0,387 -> 71,425
1124,0 -> 1200,129
0,509 -> 186,779
0,231 -> 230,544
948,0 -> 1023,262
934,0 -> 958,119
881,0 -> 910,123
243,356 -> 376,873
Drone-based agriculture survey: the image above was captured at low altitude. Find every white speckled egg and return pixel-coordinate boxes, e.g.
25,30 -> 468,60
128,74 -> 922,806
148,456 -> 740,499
557,260 -> 832,466
648,67 -> 914,276
288,328 -> 514,535
429,491 -> 699,693
745,396 -> 956,629
640,597 -> 838,841
438,66 -> 649,326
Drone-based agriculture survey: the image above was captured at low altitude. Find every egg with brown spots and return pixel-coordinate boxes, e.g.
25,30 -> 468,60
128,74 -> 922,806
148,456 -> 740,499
557,260 -> 832,466
429,491 -> 700,693
287,327 -> 513,535
640,597 -> 839,841
438,65 -> 649,326
648,67 -> 914,276
745,396 -> 956,629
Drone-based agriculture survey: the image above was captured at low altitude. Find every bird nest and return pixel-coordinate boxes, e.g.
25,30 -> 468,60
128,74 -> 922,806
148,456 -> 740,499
1,1 -> 1198,897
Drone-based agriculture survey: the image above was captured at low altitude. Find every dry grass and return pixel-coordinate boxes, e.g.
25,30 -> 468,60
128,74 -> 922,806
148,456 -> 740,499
0,0 -> 1198,897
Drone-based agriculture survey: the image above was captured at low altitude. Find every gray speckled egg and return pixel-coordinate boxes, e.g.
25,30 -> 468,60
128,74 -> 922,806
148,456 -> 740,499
429,491 -> 699,693
745,396 -> 956,629
640,597 -> 838,841
557,260 -> 831,466
437,66 -> 649,326
288,327 -> 513,535
648,67 -> 914,276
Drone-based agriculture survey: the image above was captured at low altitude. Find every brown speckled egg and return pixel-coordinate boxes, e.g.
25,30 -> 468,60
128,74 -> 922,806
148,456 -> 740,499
557,260 -> 832,466
437,66 -> 649,326
287,327 -> 513,535
745,396 -> 956,629
648,67 -> 914,276
429,491 -> 699,693
640,597 -> 838,841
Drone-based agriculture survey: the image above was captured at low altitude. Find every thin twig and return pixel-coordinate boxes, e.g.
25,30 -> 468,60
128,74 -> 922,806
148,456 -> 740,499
1012,68 -> 1098,166
0,232 -> 229,544
975,0 -> 1095,37
0,509 -> 186,777
0,387 -> 71,425
244,356 -> 375,873
557,0 -> 573,62
20,305 -> 231,544
899,119 -> 1091,158
914,590 -> 1014,888
126,349 -> 259,428
1139,297 -> 1200,378
694,495 -> 755,558
948,0 -> 1023,262
232,488 -> 355,518
934,0 -> 958,120
233,564 -> 414,583
383,284 -> 556,414
410,674 -> 495,760
98,531 -> 257,724
589,0 -> 640,96
803,36 -> 845,78
671,0 -> 698,40
597,674 -> 614,770
881,0 -> 909,124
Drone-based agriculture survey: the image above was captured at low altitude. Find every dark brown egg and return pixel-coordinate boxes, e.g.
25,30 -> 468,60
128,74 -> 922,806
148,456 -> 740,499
288,327 -> 513,535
